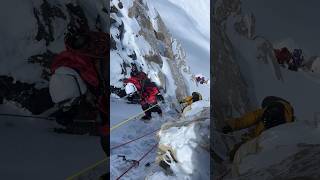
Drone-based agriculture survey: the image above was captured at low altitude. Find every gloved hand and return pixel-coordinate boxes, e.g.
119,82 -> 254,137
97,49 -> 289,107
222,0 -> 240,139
222,125 -> 233,134
157,93 -> 164,102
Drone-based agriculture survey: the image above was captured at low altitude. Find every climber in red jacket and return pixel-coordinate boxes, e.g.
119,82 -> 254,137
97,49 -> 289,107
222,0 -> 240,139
123,63 -> 147,91
49,24 -> 109,155
274,47 -> 291,65
124,65 -> 164,120
140,79 -> 163,119
123,63 -> 148,103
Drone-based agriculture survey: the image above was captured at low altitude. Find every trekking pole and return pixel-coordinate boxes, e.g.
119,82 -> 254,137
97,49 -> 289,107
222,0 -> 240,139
0,113 -> 55,120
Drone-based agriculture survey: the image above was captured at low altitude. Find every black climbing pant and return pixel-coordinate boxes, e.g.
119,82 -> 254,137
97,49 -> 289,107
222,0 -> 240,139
101,135 -> 109,155
141,103 -> 162,119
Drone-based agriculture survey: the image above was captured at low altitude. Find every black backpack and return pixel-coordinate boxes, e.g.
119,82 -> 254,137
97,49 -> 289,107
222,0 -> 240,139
261,96 -> 290,109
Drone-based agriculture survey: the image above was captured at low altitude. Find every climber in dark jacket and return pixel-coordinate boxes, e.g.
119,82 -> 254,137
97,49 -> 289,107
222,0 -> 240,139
288,49 -> 304,71
222,96 -> 295,160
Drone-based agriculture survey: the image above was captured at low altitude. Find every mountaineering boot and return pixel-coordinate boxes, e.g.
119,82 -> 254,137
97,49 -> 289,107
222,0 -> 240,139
141,115 -> 151,120
99,173 -> 108,180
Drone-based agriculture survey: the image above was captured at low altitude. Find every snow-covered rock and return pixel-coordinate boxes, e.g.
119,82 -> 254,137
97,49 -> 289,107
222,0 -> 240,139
147,103 -> 210,180
311,57 -> 320,73
228,122 -> 320,179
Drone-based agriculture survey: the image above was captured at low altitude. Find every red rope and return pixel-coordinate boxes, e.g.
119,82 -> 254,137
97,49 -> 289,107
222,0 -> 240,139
116,143 -> 158,180
111,128 -> 160,150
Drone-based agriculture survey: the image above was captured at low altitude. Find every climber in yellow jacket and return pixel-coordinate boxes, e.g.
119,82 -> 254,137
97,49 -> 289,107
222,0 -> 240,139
222,96 -> 295,160
179,92 -> 202,107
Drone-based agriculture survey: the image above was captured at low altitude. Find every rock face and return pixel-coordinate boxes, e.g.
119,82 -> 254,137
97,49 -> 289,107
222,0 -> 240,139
110,0 -> 189,103
212,0 -> 268,178
212,0 -> 253,127
0,0 -> 108,114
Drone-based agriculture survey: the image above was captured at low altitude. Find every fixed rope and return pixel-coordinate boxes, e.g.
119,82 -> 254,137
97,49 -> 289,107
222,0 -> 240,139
110,103 -> 161,132
0,113 -> 55,120
111,128 -> 160,150
65,157 -> 108,180
116,143 -> 158,180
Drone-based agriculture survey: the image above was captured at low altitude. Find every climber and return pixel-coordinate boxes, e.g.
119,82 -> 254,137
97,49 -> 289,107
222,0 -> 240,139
274,47 -> 291,65
194,74 -> 209,85
49,23 -> 109,137
222,96 -> 295,161
123,63 -> 147,103
179,92 -> 202,111
288,49 -> 304,71
125,78 -> 164,120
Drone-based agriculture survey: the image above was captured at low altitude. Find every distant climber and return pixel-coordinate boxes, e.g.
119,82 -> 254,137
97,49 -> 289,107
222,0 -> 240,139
124,66 -> 164,120
222,96 -> 295,161
288,49 -> 304,71
193,74 -> 209,86
48,23 -> 108,139
274,47 -> 291,65
179,92 -> 202,112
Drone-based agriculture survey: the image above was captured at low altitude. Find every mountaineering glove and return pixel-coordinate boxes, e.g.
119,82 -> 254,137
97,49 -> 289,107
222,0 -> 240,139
222,125 -> 233,134
157,93 -> 164,102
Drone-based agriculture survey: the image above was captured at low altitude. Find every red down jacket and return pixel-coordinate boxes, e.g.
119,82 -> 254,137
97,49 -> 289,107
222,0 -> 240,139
274,48 -> 291,64
51,51 -> 99,89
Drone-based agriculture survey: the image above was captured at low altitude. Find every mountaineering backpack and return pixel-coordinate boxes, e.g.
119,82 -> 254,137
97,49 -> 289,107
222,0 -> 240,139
261,101 -> 286,130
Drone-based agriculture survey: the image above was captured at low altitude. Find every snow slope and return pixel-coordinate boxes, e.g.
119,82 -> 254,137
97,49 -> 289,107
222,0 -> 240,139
0,102 -> 105,180
110,98 -> 172,179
